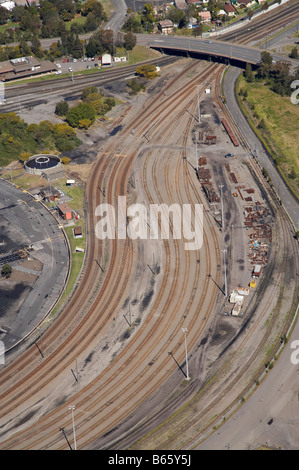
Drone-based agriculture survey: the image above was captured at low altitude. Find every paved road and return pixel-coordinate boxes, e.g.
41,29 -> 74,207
144,35 -> 299,69
0,179 -> 69,353
105,0 -> 127,31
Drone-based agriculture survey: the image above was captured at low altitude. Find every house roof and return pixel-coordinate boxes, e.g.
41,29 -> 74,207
224,3 -> 236,12
159,19 -> 174,27
198,11 -> 211,19
57,203 -> 72,214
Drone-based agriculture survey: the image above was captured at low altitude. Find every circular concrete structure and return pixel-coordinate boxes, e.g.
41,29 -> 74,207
24,154 -> 61,175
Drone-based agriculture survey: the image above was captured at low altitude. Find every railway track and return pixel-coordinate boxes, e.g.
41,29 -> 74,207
114,97 -> 299,452
2,56 -> 179,113
0,61 -> 221,449
0,1 -> 298,450
219,0 -> 299,44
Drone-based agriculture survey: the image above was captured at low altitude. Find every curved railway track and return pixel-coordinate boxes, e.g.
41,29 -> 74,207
0,2 -> 298,450
0,61 -> 221,449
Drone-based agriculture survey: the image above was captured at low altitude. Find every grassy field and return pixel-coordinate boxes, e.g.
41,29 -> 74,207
237,75 -> 299,200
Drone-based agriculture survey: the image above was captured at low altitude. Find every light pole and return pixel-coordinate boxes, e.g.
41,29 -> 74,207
222,249 -> 228,297
69,405 -> 77,450
219,184 -> 224,229
182,328 -> 190,380
196,85 -> 200,123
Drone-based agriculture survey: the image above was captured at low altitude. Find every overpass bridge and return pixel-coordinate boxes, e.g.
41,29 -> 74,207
146,36 -> 298,69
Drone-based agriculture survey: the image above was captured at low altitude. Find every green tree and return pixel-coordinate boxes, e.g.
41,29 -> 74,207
66,102 -> 96,128
1,264 -> 12,278
122,14 -> 143,33
81,86 -> 98,101
124,32 -> 136,50
55,100 -> 69,116
142,3 -> 156,24
245,62 -> 254,82
192,24 -> 203,38
290,47 -> 298,59
127,78 -> 146,95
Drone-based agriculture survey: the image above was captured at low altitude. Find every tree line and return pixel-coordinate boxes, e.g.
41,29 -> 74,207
0,112 -> 81,166
0,27 -> 136,63
0,0 -> 107,43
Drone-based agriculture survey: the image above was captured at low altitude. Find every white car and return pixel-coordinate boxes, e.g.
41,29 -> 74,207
56,63 -> 61,68
55,70 -> 62,74
68,67 -> 73,72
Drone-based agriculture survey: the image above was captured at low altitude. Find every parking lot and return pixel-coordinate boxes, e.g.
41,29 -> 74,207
54,56 -> 107,75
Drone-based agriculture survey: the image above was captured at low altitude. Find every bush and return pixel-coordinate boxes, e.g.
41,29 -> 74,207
1,264 -> 12,278
127,78 -> 146,95
55,101 -> 69,116
136,64 -> 159,80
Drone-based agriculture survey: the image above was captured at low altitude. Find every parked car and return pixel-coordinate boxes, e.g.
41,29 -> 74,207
56,63 -> 61,68
55,70 -> 62,74
68,67 -> 73,72
225,153 -> 234,158
94,63 -> 99,67
87,65 -> 91,69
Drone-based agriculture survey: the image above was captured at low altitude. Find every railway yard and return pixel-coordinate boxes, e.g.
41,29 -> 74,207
0,0 -> 298,452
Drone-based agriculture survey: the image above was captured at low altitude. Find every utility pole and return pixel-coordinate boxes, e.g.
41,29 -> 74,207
182,328 -> 190,380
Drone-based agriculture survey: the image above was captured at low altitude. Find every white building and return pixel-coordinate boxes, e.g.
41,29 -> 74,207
102,54 -> 112,66
0,1 -> 15,10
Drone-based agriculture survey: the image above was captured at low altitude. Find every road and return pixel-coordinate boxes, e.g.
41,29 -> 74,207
105,0 -> 127,32
145,35 -> 299,69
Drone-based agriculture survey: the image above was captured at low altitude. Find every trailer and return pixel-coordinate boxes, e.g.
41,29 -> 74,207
252,264 -> 262,278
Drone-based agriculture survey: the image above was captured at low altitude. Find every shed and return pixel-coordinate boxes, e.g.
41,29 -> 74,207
102,54 -> 112,66
73,226 -> 83,238
57,203 -> 72,220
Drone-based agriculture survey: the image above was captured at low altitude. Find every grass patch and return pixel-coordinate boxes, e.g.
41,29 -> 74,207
237,75 -> 299,199
45,184 -> 86,317
65,14 -> 86,31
